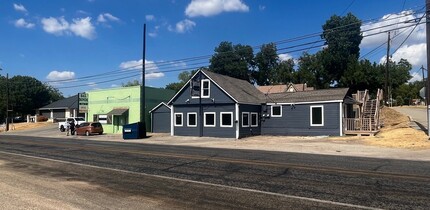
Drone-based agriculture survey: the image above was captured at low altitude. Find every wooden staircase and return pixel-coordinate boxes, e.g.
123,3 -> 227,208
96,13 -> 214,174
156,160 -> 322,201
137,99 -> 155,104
344,89 -> 383,136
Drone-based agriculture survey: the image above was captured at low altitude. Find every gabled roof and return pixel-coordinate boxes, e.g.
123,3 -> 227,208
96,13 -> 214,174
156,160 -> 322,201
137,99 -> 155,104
39,95 -> 78,110
202,70 -> 266,104
257,83 -> 314,94
267,88 -> 349,103
257,85 -> 287,94
149,102 -> 170,113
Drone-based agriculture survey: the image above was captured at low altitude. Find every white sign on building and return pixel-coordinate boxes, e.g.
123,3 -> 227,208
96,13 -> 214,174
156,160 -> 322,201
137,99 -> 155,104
79,92 -> 88,113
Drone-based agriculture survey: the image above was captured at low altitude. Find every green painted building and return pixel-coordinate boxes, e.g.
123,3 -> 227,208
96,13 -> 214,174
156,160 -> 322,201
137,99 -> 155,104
87,86 -> 175,134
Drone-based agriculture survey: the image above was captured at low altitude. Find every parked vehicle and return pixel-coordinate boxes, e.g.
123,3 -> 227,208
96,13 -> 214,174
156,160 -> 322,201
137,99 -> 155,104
75,122 -> 104,136
58,117 -> 86,132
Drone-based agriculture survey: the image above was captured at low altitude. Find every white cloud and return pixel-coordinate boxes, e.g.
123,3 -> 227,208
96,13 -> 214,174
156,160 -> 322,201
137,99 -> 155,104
41,16 -> 96,39
13,3 -> 27,13
119,59 -> 164,79
168,19 -> 196,33
70,17 -> 96,39
97,13 -> 120,23
379,43 -> 426,67
185,0 -> 249,17
409,71 -> 423,83
86,82 -> 97,87
259,5 -> 266,11
145,15 -> 155,21
14,18 -> 35,29
46,71 -> 75,81
41,17 -> 70,36
361,10 -> 425,49
278,53 -> 293,61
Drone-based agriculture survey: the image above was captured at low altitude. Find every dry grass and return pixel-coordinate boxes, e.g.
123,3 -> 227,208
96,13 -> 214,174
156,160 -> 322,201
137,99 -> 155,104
0,122 -> 52,132
330,107 -> 430,149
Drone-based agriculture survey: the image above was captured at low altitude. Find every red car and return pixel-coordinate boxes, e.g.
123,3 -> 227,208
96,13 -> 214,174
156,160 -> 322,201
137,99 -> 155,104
76,122 -> 104,136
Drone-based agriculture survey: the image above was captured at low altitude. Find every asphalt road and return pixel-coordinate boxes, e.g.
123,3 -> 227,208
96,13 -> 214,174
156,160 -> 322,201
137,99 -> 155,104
391,106 -> 427,130
1,135 -> 430,209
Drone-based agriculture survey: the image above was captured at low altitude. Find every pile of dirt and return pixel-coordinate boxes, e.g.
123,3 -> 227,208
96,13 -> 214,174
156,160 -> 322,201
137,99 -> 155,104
380,107 -> 410,130
330,107 -> 430,149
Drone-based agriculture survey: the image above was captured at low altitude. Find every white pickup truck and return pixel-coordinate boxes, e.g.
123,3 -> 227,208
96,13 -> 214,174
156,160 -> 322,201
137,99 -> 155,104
58,117 -> 86,132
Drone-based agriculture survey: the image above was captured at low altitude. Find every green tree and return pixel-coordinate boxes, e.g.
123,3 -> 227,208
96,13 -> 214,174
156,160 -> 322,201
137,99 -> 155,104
253,43 -> 279,85
122,79 -> 141,87
296,52 -> 329,89
209,41 -> 254,82
165,70 -> 198,92
273,59 -> 295,85
321,13 -> 363,85
0,75 -> 64,121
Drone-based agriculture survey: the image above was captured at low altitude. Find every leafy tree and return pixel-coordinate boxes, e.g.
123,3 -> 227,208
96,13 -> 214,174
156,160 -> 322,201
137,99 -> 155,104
273,59 -> 295,85
122,79 -> 141,87
295,52 -> 329,89
209,41 -> 254,82
340,59 -> 384,94
321,13 -> 363,85
253,43 -> 279,85
165,70 -> 198,92
0,75 -> 63,122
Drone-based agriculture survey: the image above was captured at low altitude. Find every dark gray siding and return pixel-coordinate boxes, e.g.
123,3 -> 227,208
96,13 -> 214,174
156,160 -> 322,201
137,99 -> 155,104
173,104 -> 235,138
171,72 -> 235,105
53,109 -> 66,119
39,110 -> 51,118
152,105 -> 171,133
239,104 -> 261,138
261,102 -> 341,136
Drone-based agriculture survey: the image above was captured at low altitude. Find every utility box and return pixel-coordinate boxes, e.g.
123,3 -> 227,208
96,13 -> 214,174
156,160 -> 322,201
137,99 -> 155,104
122,122 -> 145,139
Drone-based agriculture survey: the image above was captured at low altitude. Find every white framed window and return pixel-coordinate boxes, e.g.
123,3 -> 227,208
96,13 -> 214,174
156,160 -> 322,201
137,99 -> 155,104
220,112 -> 233,127
251,112 -> 258,127
187,112 -> 197,127
242,112 -> 250,127
271,105 -> 282,117
174,113 -> 183,126
204,112 -> 216,127
201,79 -> 210,98
310,106 -> 324,126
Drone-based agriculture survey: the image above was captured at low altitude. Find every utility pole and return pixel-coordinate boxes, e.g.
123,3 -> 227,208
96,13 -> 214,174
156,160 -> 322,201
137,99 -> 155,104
140,23 -> 147,138
426,0 -> 430,137
385,31 -> 391,104
6,73 -> 9,132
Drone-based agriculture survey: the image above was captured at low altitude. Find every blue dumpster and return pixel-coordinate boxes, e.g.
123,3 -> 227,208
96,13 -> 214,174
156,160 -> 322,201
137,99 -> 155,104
123,122 -> 145,139
123,123 -> 138,139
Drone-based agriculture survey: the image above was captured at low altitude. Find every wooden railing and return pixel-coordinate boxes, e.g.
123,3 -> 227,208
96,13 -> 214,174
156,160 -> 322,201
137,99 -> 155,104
343,118 -> 376,133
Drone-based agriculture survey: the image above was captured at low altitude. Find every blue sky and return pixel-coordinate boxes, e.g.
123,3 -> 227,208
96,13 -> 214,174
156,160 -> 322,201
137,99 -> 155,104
0,0 -> 426,96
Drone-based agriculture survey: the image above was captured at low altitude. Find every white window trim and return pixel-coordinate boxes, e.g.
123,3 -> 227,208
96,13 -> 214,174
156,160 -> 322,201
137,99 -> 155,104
251,112 -> 258,127
201,79 -> 210,98
271,105 -> 282,117
220,112 -> 233,127
187,112 -> 197,127
204,112 -> 216,127
242,112 -> 250,127
310,105 -> 324,126
174,113 -> 183,127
